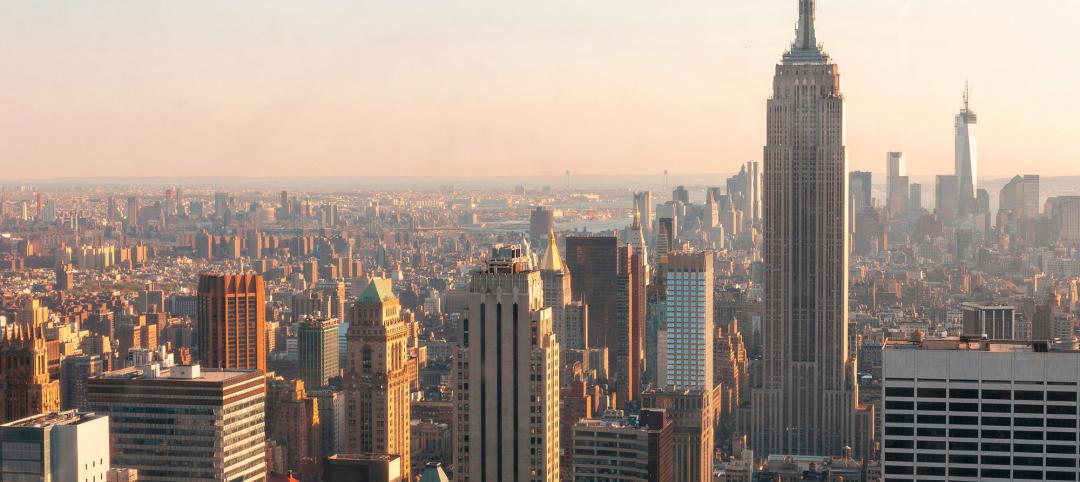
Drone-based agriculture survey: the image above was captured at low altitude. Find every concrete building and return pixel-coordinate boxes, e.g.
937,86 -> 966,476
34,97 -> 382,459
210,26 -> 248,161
634,191 -> 654,235
87,363 -> 267,482
344,278 -> 413,481
641,387 -> 716,482
664,251 -> 714,390
752,0 -> 858,457
571,408 -> 673,482
453,245 -> 560,482
0,410 -> 110,482
882,338 -> 1080,481
60,354 -> 103,410
960,303 -> 1016,339
196,273 -> 267,370
298,314 -> 340,389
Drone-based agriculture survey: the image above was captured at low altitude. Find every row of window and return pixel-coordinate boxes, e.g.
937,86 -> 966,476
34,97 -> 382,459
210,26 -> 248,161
884,466 -> 1075,480
886,386 -> 1078,401
885,439 -> 1079,453
885,426 -> 1078,439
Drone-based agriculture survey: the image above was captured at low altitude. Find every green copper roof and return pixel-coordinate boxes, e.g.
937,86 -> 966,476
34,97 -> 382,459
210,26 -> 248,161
359,278 -> 395,302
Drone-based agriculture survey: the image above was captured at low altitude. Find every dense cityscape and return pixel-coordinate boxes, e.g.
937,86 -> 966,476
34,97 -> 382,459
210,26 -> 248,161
3,1 -> 1080,482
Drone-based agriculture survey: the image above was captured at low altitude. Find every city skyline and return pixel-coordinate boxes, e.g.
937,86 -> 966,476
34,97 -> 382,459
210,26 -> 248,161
3,0 -> 1079,179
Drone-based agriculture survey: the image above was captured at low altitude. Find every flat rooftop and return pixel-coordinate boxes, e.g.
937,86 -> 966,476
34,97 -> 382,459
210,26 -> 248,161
2,410 -> 104,428
97,364 -> 258,383
884,337 -> 1049,353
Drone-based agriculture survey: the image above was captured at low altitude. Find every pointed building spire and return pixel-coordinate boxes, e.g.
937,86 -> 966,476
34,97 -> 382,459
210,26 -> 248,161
795,0 -> 817,51
539,229 -> 565,273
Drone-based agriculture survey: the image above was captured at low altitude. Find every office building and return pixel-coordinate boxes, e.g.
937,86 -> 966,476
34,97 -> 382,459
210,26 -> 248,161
299,314 -> 340,388
565,236 -> 619,350
886,152 -> 909,220
634,191 -> 654,234
309,388 -> 347,459
571,409 -> 673,482
60,354 -> 103,410
909,183 -> 922,212
0,321 -> 61,423
999,174 -> 1041,219
530,206 -> 556,245
0,410 -> 110,482
197,273 -> 267,370
87,363 -> 266,481
882,338 -> 1080,481
1047,196 -> 1080,243
751,0 -> 858,457
850,171 -> 873,213
960,303 -> 1016,339
955,85 -> 979,215
267,377 -> 321,477
453,245 -> 560,482
540,231 -> 581,351
664,251 -> 714,390
935,175 -> 960,225
344,278 -> 412,481
642,388 -> 715,482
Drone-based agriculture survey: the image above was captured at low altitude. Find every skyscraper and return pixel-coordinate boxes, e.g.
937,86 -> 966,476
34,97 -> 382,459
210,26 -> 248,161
298,314 -> 340,389
849,171 -> 872,213
565,236 -> 619,350
453,245 -> 560,482
752,0 -> 858,456
530,206 -> 556,245
87,364 -> 267,481
540,231 -> 586,351
999,174 -> 1040,219
935,174 -> 960,224
126,195 -> 139,228
664,251 -> 714,390
909,183 -> 923,212
344,278 -> 412,481
886,151 -> 910,219
955,84 -> 979,215
196,273 -> 267,370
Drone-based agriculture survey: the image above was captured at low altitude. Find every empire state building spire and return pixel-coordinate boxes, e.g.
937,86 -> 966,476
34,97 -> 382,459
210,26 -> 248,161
795,0 -> 817,51
785,0 -> 828,63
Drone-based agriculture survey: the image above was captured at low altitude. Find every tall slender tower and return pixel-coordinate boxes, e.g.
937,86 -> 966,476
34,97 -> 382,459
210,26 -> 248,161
955,83 -> 978,215
751,0 -> 858,456
344,278 -> 412,481
197,273 -> 267,370
453,245 -> 559,482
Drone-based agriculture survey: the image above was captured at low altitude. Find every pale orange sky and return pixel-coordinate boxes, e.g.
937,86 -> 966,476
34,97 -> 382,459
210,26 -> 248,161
1,0 -> 1077,180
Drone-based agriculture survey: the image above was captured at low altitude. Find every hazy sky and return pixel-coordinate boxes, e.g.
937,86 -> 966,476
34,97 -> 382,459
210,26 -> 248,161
2,0 -> 1077,180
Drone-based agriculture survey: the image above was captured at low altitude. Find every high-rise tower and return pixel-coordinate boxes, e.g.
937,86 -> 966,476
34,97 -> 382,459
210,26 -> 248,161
955,83 -> 979,215
453,245 -> 559,482
344,278 -> 412,481
197,273 -> 267,370
751,0 -> 858,456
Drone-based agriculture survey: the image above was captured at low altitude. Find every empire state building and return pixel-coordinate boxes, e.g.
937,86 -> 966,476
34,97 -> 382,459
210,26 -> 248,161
751,0 -> 859,456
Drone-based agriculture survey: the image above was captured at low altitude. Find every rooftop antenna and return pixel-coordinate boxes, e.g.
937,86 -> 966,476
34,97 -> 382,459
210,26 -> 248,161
963,81 -> 972,111
565,170 -> 570,191
664,169 -> 669,193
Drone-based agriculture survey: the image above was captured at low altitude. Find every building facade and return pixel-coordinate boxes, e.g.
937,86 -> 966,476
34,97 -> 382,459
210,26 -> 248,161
752,0 -> 858,457
453,245 -> 560,482
0,411 -> 110,482
0,321 -> 61,423
87,363 -> 266,481
571,409 -> 673,482
196,273 -> 267,370
664,251 -> 714,390
882,338 -> 1080,481
344,278 -> 412,481
299,314 -> 340,389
